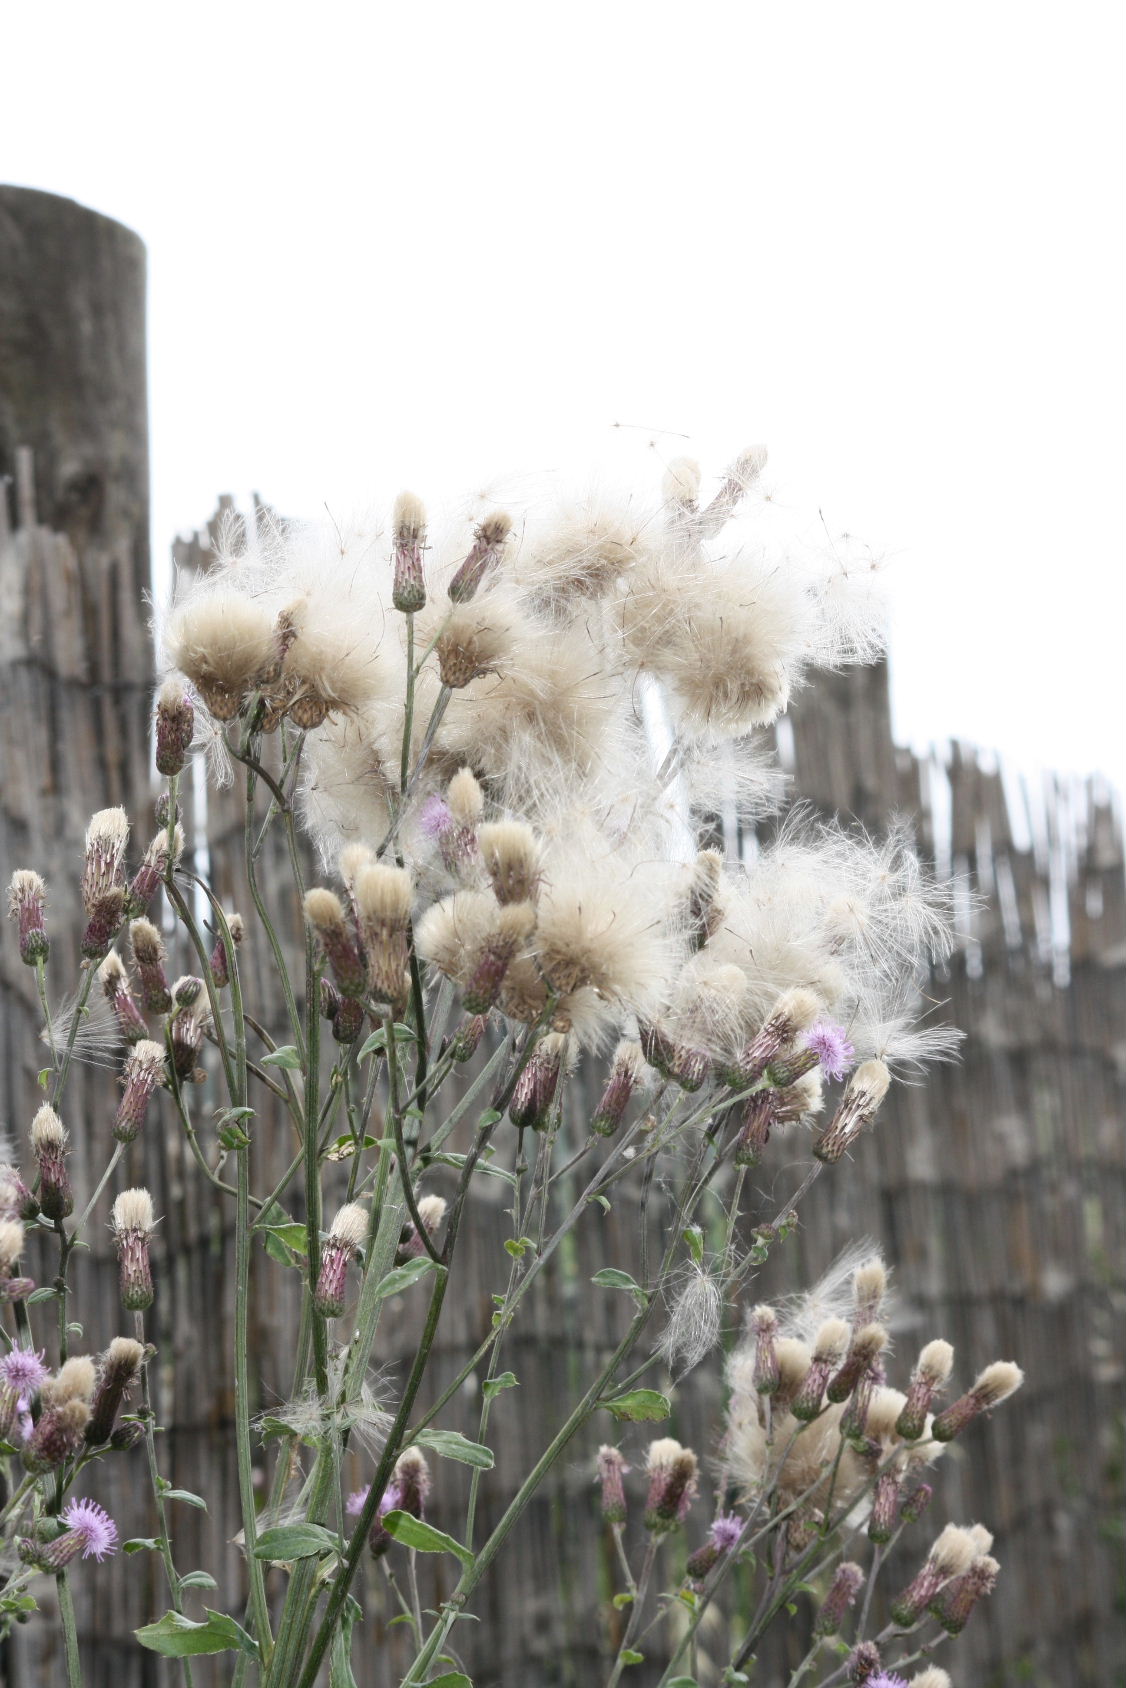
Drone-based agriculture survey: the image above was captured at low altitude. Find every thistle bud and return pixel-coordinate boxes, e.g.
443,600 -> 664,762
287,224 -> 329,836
721,989 -> 822,1089
896,1340 -> 954,1440
790,1319 -> 850,1421
114,1041 -> 166,1143
320,977 -> 342,1021
86,1337 -> 146,1446
397,1195 -> 447,1263
463,903 -> 535,1015
82,889 -> 126,962
170,1007 -> 206,1083
846,1641 -> 882,1684
209,913 -> 243,988
596,1445 -> 629,1525
81,809 -> 130,912
685,1514 -> 742,1584
99,952 -> 148,1043
331,996 -> 365,1044
155,676 -> 195,776
305,889 -> 367,999
931,1362 -> 1024,1441
126,827 -> 183,917
111,1189 -> 156,1312
827,1324 -> 888,1404
643,1438 -> 698,1533
7,870 -> 49,966
591,1041 -> 644,1137
375,1447 -> 430,1533
478,821 -> 542,906
929,1553 -> 999,1635
763,1046 -> 821,1088
355,865 -> 413,1002
391,491 -> 428,613
750,1305 -> 779,1395
30,1105 -> 72,1221
889,1524 -> 979,1628
814,1561 -> 864,1635
900,1481 -> 933,1524
685,848 -> 723,947
448,1013 -> 488,1062
813,1060 -> 891,1163
868,1469 -> 902,1544
509,1033 -> 568,1130
110,1420 -> 145,1452
774,1338 -> 814,1412
448,512 -> 512,602
732,1090 -> 777,1167
172,974 -> 203,1009
22,1398 -> 91,1472
314,1203 -> 368,1318
130,919 -> 172,1013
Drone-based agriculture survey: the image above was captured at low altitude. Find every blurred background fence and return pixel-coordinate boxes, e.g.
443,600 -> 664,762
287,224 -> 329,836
1,187 -> 1123,1688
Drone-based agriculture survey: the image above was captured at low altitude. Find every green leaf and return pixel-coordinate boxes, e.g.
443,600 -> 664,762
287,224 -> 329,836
611,1591 -> 634,1610
591,1268 -> 648,1309
160,1488 -> 208,1511
682,1226 -> 704,1266
253,1523 -> 342,1561
482,1371 -> 518,1401
260,1221 -> 309,1254
414,1430 -> 494,1469
426,1152 -> 517,1189
504,1236 -> 534,1259
25,1287 -> 58,1305
261,1044 -> 304,1070
380,1510 -> 474,1570
357,1023 -> 417,1061
37,1069 -> 51,1090
374,1257 -> 438,1300
600,1390 -> 671,1423
135,1610 -> 259,1659
427,1676 -> 473,1687
123,1537 -> 165,1554
621,1650 -> 644,1665
179,1570 -> 218,1591
588,1193 -> 611,1213
666,1678 -> 700,1686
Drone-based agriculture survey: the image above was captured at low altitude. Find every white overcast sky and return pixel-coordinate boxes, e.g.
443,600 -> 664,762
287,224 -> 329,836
3,2 -> 1123,786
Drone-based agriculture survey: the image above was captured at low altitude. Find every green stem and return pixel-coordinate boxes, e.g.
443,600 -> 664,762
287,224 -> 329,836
294,1266 -> 450,1688
136,1312 -> 196,1688
56,1570 -> 83,1688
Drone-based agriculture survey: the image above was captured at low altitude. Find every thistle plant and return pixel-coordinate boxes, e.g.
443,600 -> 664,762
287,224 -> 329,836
0,446 -> 1020,1686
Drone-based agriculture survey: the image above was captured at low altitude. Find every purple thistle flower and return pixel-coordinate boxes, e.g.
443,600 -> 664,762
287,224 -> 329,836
59,1497 -> 119,1561
708,1513 -> 743,1552
867,1675 -> 909,1688
802,1021 -> 855,1082
346,1480 -> 402,1520
0,1347 -> 49,1396
418,795 -> 453,840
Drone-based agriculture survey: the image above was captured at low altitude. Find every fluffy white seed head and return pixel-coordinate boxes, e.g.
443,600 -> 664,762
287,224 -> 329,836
339,843 -> 375,887
355,864 -> 412,927
415,1195 -> 447,1232
393,491 -> 427,540
165,592 -> 278,710
663,456 -> 702,510
304,887 -> 348,932
86,808 -> 130,856
328,1203 -> 369,1252
0,1219 -> 24,1272
930,1524 -> 980,1579
105,1336 -> 146,1372
811,1319 -> 851,1365
446,767 -> 484,826
478,821 -> 542,904
31,1104 -> 67,1153
973,1361 -> 1024,1405
112,1188 -> 155,1236
918,1340 -> 955,1385
48,1356 -> 98,1405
